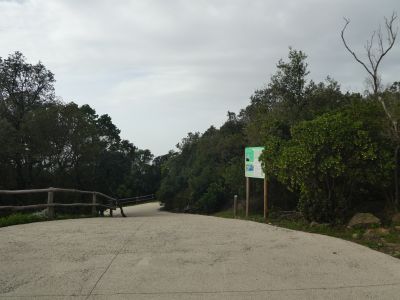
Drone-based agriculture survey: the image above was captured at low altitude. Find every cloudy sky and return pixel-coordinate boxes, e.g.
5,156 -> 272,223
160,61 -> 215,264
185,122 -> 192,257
0,0 -> 399,155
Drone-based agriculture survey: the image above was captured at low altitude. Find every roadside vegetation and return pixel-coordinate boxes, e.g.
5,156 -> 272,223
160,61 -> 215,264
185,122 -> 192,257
0,213 -> 46,228
0,212 -> 98,228
158,13 -> 400,230
215,208 -> 400,259
159,54 -> 399,222
2,13 -> 400,241
0,52 -> 165,213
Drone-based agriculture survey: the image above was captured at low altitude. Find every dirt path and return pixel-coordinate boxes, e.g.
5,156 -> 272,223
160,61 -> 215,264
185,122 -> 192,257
0,202 -> 399,299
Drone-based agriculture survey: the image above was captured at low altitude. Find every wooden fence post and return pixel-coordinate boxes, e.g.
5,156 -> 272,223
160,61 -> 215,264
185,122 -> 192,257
233,195 -> 238,218
92,193 -> 97,216
47,189 -> 54,219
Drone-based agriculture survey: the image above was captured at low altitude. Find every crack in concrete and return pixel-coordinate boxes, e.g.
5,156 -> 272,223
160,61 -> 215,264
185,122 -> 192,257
84,222 -> 145,300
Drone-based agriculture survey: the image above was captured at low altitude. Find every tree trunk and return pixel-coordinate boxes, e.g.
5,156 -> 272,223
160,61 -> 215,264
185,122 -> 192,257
15,153 -> 25,189
395,145 -> 400,211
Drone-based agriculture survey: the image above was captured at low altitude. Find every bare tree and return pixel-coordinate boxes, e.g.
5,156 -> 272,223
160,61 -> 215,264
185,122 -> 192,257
341,12 -> 398,95
341,12 -> 400,209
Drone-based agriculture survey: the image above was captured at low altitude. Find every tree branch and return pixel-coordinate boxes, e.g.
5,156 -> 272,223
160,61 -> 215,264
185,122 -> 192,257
341,18 -> 375,79
341,13 -> 398,94
375,13 -> 398,73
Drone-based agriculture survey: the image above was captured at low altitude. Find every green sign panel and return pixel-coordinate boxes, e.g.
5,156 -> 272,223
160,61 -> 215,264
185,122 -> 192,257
245,147 -> 265,179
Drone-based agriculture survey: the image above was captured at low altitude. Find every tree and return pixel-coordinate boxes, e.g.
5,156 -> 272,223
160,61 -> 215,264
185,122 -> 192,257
269,47 -> 310,108
0,52 -> 56,188
157,113 -> 246,213
0,51 -> 160,214
341,13 -> 400,209
262,104 -> 393,223
341,12 -> 398,95
380,83 -> 400,208
0,52 -> 55,128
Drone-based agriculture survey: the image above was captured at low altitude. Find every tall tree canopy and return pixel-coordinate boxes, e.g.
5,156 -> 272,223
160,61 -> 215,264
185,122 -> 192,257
158,47 -> 399,224
0,52 -> 161,203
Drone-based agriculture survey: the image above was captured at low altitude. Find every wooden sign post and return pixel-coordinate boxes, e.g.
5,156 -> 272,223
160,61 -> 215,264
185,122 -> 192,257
246,177 -> 250,217
245,177 -> 268,219
245,147 -> 269,220
264,177 -> 268,219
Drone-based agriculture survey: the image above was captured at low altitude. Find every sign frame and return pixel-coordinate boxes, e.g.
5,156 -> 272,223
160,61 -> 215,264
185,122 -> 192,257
245,147 -> 265,179
244,146 -> 268,219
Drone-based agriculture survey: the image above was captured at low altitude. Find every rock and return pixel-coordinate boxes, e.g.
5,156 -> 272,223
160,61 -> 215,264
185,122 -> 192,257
392,213 -> 400,225
363,228 -> 389,239
352,233 -> 360,239
348,213 -> 380,228
375,228 -> 390,236
309,221 -> 330,228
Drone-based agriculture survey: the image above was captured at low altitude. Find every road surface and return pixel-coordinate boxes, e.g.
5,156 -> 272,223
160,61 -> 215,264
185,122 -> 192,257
0,202 -> 400,299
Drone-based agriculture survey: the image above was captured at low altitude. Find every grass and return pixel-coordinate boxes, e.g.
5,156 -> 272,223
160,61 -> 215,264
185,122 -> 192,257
0,212 -> 97,228
214,209 -> 400,259
0,213 -> 47,227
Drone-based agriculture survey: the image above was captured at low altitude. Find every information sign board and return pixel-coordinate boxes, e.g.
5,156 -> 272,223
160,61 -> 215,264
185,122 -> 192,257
245,147 -> 265,179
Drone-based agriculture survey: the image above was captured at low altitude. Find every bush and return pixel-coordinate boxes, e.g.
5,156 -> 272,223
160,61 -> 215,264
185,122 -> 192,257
262,104 -> 393,223
196,183 -> 225,213
0,213 -> 46,227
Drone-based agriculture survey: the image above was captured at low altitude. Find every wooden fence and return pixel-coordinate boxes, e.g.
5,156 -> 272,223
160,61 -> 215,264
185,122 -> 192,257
118,194 -> 155,206
0,187 -> 156,218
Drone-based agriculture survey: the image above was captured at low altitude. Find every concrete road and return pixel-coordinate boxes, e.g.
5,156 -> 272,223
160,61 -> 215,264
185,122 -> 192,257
0,202 -> 400,299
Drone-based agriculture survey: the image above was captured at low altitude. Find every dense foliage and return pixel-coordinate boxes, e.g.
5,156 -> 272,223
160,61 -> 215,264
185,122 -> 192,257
158,48 -> 400,223
263,104 -> 393,223
0,52 -> 161,206
158,116 -> 245,212
2,49 -> 399,224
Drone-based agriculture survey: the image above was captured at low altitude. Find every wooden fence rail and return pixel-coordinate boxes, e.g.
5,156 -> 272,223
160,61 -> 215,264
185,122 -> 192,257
118,194 -> 155,206
0,187 -> 148,218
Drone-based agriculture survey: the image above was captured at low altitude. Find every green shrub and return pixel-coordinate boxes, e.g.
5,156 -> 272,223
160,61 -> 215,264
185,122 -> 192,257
0,213 -> 46,227
262,104 -> 393,223
196,183 -> 225,213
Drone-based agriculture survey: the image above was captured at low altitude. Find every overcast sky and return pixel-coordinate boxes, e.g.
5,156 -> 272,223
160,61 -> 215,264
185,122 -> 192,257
0,0 -> 399,155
